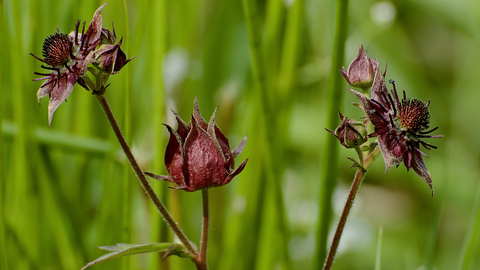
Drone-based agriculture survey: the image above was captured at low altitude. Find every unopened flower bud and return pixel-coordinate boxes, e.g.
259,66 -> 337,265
146,97 -> 248,192
326,112 -> 368,148
94,38 -> 133,74
340,45 -> 378,89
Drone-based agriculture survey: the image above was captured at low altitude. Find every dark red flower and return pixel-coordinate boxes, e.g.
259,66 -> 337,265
146,97 -> 248,192
349,66 -> 443,195
31,3 -> 131,126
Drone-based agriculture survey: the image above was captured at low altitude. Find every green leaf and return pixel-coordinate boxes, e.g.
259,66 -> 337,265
82,243 -> 194,269
347,157 -> 366,172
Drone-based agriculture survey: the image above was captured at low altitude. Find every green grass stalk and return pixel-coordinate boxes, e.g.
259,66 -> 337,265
121,2 -> 133,269
6,0 -> 39,266
313,0 -> 350,268
151,0 -> 169,268
459,181 -> 480,270
374,226 -> 383,270
0,2 -> 6,268
241,0 -> 291,267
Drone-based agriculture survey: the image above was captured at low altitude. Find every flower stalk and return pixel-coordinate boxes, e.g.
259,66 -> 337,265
95,93 -> 198,257
196,188 -> 210,270
323,146 -> 380,270
322,44 -> 442,269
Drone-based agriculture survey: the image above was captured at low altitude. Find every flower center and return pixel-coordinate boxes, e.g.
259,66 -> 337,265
42,32 -> 72,67
397,98 -> 430,133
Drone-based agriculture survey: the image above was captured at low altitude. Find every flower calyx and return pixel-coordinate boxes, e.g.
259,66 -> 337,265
145,97 -> 248,192
340,45 -> 378,90
326,111 -> 368,149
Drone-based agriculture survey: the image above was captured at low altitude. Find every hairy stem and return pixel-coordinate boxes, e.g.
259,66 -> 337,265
95,94 -> 198,257
323,146 -> 380,270
323,168 -> 364,270
194,188 -> 210,270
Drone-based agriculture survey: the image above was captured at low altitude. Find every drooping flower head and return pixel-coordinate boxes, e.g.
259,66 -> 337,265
30,3 -> 132,126
145,97 -> 248,192
349,65 -> 443,195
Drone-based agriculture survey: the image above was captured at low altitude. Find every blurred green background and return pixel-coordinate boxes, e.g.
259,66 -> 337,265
1,0 -> 480,269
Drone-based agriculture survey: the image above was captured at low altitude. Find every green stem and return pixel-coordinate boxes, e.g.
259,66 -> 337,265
242,0 -> 269,112
242,0 -> 291,267
313,0 -> 350,268
121,3 -> 132,270
323,146 -> 380,270
95,94 -> 198,257
374,226 -> 383,270
355,146 -> 365,168
459,180 -> 480,270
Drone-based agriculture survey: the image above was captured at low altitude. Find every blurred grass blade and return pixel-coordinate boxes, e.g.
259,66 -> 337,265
120,1 -> 133,270
425,202 -> 442,270
313,0 -> 349,268
459,180 -> 480,270
374,226 -> 383,270
241,0 -> 291,268
0,1 -> 6,268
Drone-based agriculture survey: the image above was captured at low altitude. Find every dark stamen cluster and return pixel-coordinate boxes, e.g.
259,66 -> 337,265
398,98 -> 430,133
42,32 -> 71,67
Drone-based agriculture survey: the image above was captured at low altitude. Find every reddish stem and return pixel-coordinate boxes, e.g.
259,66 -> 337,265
95,94 -> 198,257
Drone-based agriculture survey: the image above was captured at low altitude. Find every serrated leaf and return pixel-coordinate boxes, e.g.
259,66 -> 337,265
82,243 -> 193,269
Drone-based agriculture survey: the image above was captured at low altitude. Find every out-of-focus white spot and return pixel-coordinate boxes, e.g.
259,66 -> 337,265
284,0 -> 295,8
162,48 -> 189,93
232,195 -> 246,213
370,1 -> 397,28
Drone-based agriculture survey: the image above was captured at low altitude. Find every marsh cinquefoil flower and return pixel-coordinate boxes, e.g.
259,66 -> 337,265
30,3 -> 132,126
349,66 -> 443,195
146,98 -> 248,192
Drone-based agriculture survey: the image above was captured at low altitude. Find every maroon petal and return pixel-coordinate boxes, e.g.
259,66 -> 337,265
339,67 -> 351,85
409,147 -> 434,196
163,124 -> 187,188
206,106 -> 227,163
47,72 -> 78,126
193,96 -> 208,130
232,135 -> 248,158
83,3 -> 107,52
348,89 -> 391,134
184,116 -> 228,190
37,79 -> 54,103
79,52 -> 96,76
223,158 -> 248,185
378,132 -> 404,172
370,65 -> 390,108
171,109 -> 190,140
